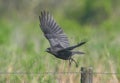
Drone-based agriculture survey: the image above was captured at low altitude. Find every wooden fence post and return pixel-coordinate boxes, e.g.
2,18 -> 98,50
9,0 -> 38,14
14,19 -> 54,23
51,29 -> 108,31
80,67 -> 93,83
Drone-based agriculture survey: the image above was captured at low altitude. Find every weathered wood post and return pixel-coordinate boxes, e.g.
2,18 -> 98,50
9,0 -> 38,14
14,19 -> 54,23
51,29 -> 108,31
80,67 -> 93,83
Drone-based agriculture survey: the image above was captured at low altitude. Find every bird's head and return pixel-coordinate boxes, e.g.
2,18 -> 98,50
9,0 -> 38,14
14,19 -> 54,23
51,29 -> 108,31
46,48 -> 56,56
46,48 -> 51,53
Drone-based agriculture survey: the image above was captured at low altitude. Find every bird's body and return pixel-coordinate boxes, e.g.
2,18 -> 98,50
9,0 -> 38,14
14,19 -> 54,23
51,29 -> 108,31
39,11 -> 86,67
49,49 -> 72,60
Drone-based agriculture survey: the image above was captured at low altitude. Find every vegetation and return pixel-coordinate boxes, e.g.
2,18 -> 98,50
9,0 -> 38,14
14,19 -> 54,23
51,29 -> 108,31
0,0 -> 120,82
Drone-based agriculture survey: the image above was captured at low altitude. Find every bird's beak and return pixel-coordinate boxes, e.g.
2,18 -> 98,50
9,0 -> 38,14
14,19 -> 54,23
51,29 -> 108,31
45,49 -> 49,52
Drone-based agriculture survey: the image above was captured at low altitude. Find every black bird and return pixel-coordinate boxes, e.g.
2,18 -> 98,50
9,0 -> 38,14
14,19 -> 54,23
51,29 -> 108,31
39,11 -> 86,67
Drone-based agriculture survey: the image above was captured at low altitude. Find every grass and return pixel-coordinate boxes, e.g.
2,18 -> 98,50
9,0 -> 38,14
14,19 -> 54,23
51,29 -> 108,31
0,14 -> 120,83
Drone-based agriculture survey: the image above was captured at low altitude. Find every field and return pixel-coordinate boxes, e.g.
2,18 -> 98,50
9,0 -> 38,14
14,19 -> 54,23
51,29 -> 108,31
0,0 -> 120,83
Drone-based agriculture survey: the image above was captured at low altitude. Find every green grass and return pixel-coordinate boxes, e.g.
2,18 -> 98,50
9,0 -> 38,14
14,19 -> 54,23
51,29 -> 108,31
0,15 -> 120,83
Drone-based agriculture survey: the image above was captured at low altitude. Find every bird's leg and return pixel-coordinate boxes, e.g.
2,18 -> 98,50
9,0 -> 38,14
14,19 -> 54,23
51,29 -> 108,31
71,58 -> 78,67
69,58 -> 72,67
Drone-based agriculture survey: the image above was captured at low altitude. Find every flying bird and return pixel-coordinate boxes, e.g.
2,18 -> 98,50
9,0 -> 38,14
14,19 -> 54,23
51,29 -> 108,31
39,11 -> 86,67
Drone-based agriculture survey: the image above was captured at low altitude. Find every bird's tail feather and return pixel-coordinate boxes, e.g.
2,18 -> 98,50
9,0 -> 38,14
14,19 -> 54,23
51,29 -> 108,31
72,51 -> 85,55
65,41 -> 86,50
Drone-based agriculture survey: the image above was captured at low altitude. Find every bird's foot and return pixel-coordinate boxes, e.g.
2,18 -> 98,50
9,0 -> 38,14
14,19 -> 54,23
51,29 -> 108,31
71,58 -> 78,68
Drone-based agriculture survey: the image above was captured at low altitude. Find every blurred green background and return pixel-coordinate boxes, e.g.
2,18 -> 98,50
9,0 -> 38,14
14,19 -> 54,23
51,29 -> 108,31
0,0 -> 120,83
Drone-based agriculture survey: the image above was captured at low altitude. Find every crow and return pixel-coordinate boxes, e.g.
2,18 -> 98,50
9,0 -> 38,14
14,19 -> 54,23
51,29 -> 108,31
39,11 -> 86,67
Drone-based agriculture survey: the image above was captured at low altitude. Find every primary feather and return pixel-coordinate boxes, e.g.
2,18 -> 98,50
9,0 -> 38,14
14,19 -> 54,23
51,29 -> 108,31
39,11 -> 70,51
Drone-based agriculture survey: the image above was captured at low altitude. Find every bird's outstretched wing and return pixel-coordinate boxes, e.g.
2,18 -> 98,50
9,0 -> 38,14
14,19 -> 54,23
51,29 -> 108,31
39,11 -> 70,50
